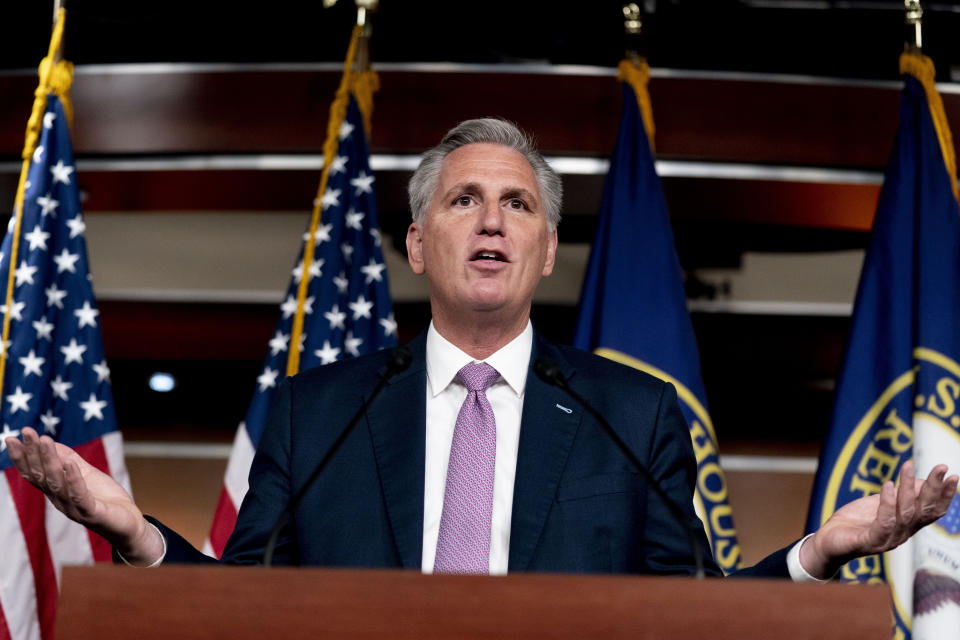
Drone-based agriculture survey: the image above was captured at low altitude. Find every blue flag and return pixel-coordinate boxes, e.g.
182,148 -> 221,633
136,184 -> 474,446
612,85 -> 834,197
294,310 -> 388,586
573,67 -> 742,573
207,93 -> 397,557
0,95 -> 131,640
806,54 -> 960,640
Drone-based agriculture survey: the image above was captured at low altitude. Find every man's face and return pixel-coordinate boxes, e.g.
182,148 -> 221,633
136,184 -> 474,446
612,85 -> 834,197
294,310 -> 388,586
406,143 -> 558,323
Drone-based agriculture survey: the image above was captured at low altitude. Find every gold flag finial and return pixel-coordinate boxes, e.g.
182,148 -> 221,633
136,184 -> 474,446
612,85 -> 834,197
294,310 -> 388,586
623,3 -> 642,35
623,3 -> 644,64
356,0 -> 378,27
322,0 -> 378,27
905,0 -> 923,53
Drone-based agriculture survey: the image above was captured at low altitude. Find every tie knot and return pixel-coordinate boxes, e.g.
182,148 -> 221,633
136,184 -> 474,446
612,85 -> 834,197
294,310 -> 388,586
457,362 -> 500,392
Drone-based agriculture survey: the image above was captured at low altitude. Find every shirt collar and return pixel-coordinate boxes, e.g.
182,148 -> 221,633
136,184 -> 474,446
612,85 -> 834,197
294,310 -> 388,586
425,320 -> 532,398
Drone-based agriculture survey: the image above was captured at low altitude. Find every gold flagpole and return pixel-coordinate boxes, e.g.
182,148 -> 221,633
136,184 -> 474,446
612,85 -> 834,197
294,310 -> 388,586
0,8 -> 74,408
286,1 -> 380,375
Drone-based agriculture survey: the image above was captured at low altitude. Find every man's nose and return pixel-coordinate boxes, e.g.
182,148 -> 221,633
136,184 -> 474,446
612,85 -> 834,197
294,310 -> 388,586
478,200 -> 505,235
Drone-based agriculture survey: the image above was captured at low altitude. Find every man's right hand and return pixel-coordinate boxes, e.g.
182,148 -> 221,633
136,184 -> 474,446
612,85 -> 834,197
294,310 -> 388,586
5,426 -> 165,566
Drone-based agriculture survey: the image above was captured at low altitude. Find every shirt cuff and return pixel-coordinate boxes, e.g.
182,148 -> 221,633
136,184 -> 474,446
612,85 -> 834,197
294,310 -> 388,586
116,521 -> 167,568
787,533 -> 833,582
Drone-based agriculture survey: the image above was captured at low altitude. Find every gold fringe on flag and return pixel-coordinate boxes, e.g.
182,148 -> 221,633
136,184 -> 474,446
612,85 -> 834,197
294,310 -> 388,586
286,24 -> 379,375
0,8 -> 74,406
900,51 -> 960,206
618,58 -> 656,152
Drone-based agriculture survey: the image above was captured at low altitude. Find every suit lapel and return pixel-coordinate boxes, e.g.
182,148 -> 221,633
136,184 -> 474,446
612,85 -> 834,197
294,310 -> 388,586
365,333 -> 427,569
508,334 -> 582,572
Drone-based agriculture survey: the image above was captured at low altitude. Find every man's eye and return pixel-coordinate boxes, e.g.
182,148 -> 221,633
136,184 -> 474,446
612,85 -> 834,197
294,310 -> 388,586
455,196 -> 473,206
508,199 -> 527,210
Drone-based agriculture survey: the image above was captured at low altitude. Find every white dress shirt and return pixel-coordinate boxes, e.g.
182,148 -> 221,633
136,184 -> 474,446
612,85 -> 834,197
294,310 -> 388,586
417,319 -> 818,581
421,321 -> 531,575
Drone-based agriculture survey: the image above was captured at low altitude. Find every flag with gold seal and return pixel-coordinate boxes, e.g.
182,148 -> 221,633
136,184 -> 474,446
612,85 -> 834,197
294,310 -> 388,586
806,52 -> 960,640
573,58 -> 743,573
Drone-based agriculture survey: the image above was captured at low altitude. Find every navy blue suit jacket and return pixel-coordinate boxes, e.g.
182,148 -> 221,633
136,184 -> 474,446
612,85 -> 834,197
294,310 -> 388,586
156,330 -> 790,577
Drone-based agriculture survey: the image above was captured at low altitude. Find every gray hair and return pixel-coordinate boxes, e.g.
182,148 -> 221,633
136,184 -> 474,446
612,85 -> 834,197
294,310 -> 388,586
407,118 -> 563,230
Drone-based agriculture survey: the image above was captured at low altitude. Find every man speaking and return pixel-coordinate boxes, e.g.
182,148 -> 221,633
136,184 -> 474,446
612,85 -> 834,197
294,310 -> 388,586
6,119 -> 958,579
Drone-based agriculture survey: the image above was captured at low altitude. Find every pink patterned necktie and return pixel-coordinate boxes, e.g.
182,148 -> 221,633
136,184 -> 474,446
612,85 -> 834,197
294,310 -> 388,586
433,362 -> 500,574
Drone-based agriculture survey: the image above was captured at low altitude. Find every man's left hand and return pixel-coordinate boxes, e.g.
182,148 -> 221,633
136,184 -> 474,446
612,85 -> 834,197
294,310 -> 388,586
800,460 -> 958,579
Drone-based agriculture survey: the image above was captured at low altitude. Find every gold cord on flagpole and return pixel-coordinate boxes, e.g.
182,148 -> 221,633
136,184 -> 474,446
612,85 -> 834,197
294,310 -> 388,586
899,2 -> 957,207
899,53 -> 959,206
0,8 -> 74,407
619,4 -> 655,152
286,22 -> 380,376
618,59 -> 656,153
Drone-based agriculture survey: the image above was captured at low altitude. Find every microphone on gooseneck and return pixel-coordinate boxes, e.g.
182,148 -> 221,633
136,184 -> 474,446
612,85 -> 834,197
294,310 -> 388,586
262,346 -> 414,567
532,358 -> 707,579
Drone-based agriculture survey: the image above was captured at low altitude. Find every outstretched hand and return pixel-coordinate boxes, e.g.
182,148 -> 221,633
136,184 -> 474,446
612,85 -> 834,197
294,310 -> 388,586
801,460 -> 958,579
5,426 -> 164,566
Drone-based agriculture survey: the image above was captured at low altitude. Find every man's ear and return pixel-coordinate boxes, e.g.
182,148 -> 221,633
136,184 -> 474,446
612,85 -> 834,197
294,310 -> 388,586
541,228 -> 558,277
406,222 -> 425,275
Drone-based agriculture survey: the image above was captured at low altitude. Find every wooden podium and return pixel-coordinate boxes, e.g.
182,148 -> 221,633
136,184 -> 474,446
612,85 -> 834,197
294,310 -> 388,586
55,565 -> 891,639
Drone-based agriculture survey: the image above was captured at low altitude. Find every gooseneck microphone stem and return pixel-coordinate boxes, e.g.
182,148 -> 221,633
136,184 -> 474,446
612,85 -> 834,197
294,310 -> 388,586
533,358 -> 706,579
262,346 -> 413,567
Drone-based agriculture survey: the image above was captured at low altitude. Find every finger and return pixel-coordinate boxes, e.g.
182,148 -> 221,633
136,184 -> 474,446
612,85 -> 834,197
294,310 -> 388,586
20,425 -> 39,442
943,474 -> 959,500
900,459 -> 916,485
5,436 -> 36,486
39,437 -> 66,495
5,435 -> 25,466
873,480 -> 899,546
923,464 -> 947,489
933,469 -> 958,510
912,466 -> 957,526
19,427 -> 46,487
917,465 -> 947,509
896,461 -> 918,524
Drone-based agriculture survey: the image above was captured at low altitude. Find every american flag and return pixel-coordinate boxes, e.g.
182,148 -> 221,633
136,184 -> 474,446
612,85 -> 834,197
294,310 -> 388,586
0,96 -> 130,640
205,94 -> 397,557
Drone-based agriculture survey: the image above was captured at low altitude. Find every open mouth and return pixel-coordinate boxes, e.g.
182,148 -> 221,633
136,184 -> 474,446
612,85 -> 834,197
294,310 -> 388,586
471,250 -> 507,262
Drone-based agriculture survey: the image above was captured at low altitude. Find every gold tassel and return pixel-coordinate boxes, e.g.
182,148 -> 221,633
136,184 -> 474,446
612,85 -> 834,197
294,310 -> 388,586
2,8 -> 73,405
21,10 -> 73,161
618,58 -> 656,152
900,52 -> 959,205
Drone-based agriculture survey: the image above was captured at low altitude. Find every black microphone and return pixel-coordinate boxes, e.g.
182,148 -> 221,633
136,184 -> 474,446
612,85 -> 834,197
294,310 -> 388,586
262,346 -> 413,567
533,357 -> 707,579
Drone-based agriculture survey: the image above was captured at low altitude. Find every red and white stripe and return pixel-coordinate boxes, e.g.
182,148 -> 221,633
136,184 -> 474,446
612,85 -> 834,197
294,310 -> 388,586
0,432 -> 129,640
204,422 -> 255,559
